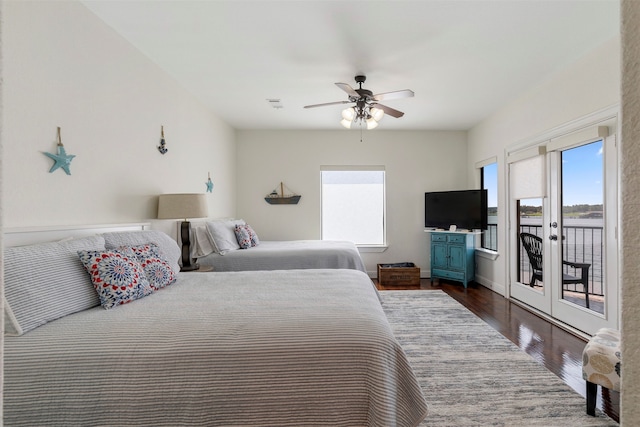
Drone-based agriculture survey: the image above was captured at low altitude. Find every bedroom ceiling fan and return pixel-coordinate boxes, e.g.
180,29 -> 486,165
304,75 -> 414,129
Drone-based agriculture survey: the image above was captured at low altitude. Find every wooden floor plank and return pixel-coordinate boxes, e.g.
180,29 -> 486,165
375,278 -> 620,423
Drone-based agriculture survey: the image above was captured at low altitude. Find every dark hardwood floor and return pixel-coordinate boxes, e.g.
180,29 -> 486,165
375,278 -> 620,423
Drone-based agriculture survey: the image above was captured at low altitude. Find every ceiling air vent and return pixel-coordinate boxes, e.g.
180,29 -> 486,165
266,99 -> 283,109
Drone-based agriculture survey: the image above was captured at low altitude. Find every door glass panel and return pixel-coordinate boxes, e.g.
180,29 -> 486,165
560,141 -> 604,314
518,197 -> 544,293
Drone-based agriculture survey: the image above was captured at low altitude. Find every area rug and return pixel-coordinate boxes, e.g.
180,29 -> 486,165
379,290 -> 618,426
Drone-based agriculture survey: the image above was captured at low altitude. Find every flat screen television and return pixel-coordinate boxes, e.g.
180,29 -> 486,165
425,189 -> 488,230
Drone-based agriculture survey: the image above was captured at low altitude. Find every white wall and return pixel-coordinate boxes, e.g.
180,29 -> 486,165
467,36 -> 620,295
236,129 -> 467,276
1,1 -> 237,237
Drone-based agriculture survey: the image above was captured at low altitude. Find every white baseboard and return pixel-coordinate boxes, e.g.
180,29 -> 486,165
369,270 -> 505,297
474,273 -> 505,296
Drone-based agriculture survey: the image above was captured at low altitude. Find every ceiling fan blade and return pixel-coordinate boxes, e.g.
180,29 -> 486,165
371,103 -> 405,118
372,89 -> 414,101
335,82 -> 360,98
303,100 -> 350,109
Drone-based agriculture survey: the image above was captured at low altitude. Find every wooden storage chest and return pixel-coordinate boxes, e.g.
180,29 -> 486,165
377,262 -> 421,287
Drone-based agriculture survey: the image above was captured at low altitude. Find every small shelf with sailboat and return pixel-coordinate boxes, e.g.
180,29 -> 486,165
265,182 -> 301,205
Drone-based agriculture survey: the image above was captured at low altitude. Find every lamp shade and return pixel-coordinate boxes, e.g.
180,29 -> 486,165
157,193 -> 208,220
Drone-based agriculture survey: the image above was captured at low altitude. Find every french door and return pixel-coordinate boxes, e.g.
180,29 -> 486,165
509,131 -> 618,336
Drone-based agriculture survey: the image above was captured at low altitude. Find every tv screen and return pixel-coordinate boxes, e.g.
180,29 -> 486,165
425,189 -> 488,230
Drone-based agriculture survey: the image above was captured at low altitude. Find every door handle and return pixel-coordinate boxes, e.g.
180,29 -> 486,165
549,235 -> 558,241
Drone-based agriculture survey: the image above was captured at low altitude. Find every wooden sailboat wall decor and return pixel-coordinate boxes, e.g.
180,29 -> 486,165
265,182 -> 301,205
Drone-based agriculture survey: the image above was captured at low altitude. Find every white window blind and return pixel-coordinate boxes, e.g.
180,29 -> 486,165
320,166 -> 385,245
508,145 -> 547,199
547,125 -> 609,152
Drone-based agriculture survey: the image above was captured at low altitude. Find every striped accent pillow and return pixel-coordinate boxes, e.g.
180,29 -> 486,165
4,235 -> 106,336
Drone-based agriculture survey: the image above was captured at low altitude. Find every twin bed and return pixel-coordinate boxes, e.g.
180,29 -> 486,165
196,239 -> 368,272
191,219 -> 367,273
2,223 -> 428,426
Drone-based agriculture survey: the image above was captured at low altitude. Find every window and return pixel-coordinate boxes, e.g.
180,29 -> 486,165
481,162 -> 498,251
321,167 -> 385,246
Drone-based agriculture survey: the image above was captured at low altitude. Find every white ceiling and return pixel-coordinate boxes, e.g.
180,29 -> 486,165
81,0 -> 619,131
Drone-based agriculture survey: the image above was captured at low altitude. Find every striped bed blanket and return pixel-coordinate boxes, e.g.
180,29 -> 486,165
4,269 -> 428,426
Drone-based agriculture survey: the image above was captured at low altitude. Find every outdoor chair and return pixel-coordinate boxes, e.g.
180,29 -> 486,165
519,232 -> 591,308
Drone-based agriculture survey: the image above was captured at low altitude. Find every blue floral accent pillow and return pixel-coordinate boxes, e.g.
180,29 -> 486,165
247,225 -> 260,246
77,247 -> 152,309
127,243 -> 176,290
234,224 -> 259,249
234,225 -> 251,249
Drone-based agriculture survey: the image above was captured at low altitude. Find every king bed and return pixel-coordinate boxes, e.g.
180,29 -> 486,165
3,224 -> 428,426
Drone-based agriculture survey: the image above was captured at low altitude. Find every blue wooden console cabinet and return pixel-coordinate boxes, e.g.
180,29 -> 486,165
429,231 -> 476,288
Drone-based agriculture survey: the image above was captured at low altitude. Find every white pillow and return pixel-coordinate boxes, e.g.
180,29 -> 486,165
206,219 -> 246,255
192,224 -> 215,258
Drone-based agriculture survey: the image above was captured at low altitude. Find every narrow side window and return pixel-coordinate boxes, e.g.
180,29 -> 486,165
481,162 -> 498,251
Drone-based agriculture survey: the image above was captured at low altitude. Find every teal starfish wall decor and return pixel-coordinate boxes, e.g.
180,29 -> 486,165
206,172 -> 214,192
43,127 -> 75,175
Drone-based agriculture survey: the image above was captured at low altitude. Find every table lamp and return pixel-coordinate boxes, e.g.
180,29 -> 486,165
157,193 -> 208,271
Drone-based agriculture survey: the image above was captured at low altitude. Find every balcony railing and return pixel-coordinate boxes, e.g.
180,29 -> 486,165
482,223 -> 498,251
518,224 -> 604,297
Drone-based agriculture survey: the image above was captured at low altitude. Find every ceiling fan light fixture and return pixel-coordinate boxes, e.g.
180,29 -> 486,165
366,117 -> 379,130
341,107 -> 356,121
340,118 -> 353,129
370,107 -> 384,122
304,75 -> 413,130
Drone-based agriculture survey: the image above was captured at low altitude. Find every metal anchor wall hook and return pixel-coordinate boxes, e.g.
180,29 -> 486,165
158,126 -> 168,154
